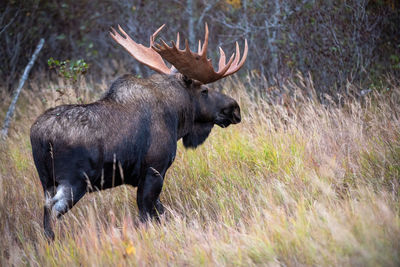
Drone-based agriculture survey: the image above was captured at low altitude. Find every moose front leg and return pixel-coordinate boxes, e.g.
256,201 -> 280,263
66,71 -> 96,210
137,167 -> 164,222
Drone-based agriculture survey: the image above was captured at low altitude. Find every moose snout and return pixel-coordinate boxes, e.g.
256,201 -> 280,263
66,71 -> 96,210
222,102 -> 241,124
232,105 -> 241,124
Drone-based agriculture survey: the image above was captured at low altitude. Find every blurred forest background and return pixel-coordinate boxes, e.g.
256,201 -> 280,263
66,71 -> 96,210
1,1 -> 400,265
1,0 -> 399,99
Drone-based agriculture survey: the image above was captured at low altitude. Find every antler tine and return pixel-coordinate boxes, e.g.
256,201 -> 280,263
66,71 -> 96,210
218,47 -> 226,71
160,38 -> 171,50
231,42 -> 241,68
184,39 -> 190,53
150,24 -> 165,47
217,49 -> 235,75
176,32 -> 180,50
200,23 -> 209,57
117,25 -> 129,40
198,40 -> 202,54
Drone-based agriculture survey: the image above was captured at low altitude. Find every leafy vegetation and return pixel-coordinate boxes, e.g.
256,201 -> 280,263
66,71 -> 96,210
45,58 -> 89,104
47,58 -> 88,82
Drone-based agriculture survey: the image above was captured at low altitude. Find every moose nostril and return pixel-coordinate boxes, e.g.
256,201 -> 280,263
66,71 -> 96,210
222,107 -> 231,115
233,107 -> 241,123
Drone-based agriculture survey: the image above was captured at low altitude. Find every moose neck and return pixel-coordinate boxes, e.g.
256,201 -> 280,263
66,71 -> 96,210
101,74 -> 205,145
166,76 -> 196,141
151,74 -> 212,146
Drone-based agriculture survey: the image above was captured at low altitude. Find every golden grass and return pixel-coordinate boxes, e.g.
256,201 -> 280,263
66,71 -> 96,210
0,75 -> 399,266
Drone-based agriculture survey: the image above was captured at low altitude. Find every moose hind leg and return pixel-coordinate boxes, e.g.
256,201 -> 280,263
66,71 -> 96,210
42,182 -> 86,240
137,167 -> 164,222
50,182 -> 87,219
43,206 -> 55,240
43,187 -> 56,240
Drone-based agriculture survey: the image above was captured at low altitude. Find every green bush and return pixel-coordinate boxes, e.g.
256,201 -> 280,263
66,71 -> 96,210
48,58 -> 89,82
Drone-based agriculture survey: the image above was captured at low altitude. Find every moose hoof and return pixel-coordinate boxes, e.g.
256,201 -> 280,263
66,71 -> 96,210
44,229 -> 55,241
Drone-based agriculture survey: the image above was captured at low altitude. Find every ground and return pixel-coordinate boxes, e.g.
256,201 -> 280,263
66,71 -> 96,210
0,75 -> 399,266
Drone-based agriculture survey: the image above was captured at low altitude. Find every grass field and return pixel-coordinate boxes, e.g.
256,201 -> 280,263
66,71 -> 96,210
0,75 -> 399,266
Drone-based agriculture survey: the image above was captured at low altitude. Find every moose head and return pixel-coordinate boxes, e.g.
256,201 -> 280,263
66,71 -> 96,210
110,24 -> 247,147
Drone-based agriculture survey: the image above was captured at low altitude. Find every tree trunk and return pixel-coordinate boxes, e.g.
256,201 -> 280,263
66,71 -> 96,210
187,0 -> 195,48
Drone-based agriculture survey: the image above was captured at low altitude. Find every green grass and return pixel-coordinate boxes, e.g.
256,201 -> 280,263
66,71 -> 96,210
0,75 -> 399,266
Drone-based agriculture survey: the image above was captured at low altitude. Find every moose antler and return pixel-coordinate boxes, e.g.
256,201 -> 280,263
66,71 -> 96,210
152,23 -> 248,84
110,24 -> 172,74
110,24 -> 248,84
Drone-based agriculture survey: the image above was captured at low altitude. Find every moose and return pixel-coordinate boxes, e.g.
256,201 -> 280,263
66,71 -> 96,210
30,23 -> 247,240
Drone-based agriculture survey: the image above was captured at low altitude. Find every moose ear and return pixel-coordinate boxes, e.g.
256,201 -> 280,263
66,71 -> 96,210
182,75 -> 193,86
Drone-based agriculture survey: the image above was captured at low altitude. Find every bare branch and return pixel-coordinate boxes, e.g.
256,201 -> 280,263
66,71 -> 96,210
0,8 -> 19,36
1,38 -> 45,140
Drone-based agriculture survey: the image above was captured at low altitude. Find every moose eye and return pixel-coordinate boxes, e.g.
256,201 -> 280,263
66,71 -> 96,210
201,89 -> 208,96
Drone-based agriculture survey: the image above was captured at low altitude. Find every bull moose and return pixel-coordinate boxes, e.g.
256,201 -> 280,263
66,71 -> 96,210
30,23 -> 247,240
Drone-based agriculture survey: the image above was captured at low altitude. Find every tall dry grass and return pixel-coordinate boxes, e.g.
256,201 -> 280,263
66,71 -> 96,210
0,74 -> 399,266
